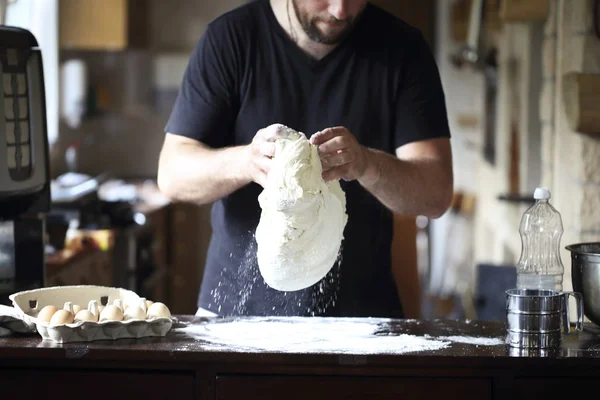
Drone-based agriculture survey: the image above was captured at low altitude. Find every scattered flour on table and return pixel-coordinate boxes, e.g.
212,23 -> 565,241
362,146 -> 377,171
176,318 -> 504,354
434,335 -> 505,346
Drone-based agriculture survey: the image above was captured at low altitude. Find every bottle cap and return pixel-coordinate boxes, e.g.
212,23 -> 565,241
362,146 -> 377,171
534,187 -> 551,200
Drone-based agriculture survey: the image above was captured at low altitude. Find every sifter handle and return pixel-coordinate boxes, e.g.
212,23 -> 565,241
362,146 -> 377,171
562,291 -> 584,333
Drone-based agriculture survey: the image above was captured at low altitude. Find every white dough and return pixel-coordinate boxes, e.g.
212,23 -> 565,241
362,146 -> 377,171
255,124 -> 348,291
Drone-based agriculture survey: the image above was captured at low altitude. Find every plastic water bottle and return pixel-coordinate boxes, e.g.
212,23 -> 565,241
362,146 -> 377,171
515,187 -> 564,291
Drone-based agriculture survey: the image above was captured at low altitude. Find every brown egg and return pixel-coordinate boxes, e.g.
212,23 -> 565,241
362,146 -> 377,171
147,302 -> 171,319
72,304 -> 82,315
145,300 -> 154,309
75,309 -> 98,322
49,309 -> 74,325
99,305 -> 124,322
37,305 -> 58,323
124,305 -> 146,321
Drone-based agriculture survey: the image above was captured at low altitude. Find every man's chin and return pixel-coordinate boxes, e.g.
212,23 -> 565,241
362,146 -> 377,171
311,29 -> 346,45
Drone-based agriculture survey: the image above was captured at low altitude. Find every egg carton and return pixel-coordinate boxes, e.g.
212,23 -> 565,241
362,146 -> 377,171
0,304 -> 37,335
8,285 -> 174,343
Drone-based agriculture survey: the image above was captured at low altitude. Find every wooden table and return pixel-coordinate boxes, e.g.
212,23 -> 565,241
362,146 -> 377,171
1,316 -> 599,399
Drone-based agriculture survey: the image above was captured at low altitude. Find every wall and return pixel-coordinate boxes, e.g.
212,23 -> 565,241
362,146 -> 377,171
434,1 -> 484,195
472,22 -> 545,267
542,0 -> 600,293
428,0 -> 483,297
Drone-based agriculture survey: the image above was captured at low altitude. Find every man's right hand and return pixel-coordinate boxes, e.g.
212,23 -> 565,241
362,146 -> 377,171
246,124 -> 291,188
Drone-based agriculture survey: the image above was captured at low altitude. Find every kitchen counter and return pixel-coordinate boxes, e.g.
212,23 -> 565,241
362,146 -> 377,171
2,315 -> 600,399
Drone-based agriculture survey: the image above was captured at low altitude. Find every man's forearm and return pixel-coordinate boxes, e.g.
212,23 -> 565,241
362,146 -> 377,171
358,148 -> 453,218
158,142 -> 251,205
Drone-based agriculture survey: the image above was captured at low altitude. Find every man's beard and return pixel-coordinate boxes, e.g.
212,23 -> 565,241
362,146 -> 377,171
291,0 -> 356,45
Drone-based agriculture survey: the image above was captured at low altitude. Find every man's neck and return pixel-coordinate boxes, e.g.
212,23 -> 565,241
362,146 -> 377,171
270,0 -> 337,60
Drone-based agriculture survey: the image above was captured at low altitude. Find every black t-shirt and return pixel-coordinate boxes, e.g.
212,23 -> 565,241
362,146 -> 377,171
164,0 -> 451,318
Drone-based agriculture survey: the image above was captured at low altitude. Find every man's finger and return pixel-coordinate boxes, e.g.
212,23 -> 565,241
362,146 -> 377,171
260,125 -> 283,142
310,127 -> 345,146
322,150 -> 354,168
320,154 -> 333,171
322,165 -> 344,182
318,136 -> 349,155
259,142 -> 276,158
257,156 -> 272,174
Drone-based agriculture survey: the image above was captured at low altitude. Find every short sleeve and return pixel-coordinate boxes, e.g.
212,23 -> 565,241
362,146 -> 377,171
164,24 -> 237,148
394,32 -> 451,149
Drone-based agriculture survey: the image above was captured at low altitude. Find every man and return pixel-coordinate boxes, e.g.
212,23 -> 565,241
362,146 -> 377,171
157,0 -> 453,318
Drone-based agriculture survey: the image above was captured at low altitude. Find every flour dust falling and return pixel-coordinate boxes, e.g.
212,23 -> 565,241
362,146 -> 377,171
232,233 -> 260,315
209,230 -> 343,316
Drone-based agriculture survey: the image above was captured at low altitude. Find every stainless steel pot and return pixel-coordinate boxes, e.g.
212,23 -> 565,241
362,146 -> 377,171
566,242 -> 600,326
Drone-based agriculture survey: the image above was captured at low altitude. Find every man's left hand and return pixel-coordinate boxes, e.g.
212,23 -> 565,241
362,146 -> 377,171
310,126 -> 379,185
